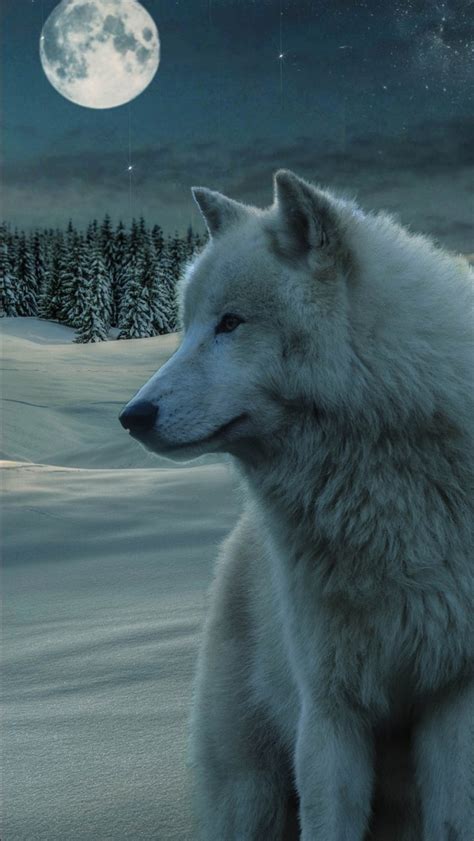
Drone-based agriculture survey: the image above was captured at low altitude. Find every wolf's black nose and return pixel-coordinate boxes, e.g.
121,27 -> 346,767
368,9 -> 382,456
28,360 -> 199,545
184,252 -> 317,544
119,400 -> 158,433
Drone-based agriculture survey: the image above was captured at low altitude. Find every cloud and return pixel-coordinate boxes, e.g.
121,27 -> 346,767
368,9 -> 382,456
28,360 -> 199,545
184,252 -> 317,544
2,117 -> 473,251
283,115 -> 471,178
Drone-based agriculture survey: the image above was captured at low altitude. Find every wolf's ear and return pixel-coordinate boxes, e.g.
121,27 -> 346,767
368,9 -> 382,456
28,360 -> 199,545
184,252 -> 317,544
191,187 -> 248,238
272,169 -> 339,262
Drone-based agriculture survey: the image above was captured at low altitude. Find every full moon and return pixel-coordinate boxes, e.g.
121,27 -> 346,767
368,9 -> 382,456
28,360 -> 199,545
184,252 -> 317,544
40,0 -> 160,109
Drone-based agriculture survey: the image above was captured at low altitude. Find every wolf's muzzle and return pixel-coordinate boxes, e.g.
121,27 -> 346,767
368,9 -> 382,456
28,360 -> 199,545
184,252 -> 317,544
119,400 -> 158,434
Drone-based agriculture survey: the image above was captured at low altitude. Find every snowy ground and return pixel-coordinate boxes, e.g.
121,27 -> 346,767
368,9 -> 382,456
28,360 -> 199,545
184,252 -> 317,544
1,318 -> 242,840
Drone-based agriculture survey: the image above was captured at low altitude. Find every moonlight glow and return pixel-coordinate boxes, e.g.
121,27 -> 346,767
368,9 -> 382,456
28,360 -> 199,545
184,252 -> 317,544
40,0 -> 160,109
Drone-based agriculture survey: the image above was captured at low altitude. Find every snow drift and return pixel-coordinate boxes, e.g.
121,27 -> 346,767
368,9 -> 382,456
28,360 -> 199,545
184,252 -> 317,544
1,317 -> 240,840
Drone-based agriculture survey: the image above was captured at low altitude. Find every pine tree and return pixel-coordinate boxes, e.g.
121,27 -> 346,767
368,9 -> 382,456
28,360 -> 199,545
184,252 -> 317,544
73,243 -> 109,343
65,219 -> 76,251
0,224 -> 18,316
14,234 -> 37,316
117,218 -> 144,330
128,217 -> 145,264
38,234 -> 66,321
84,239 -> 112,331
30,230 -> 49,304
114,220 -> 128,268
73,301 -> 109,343
86,219 -> 99,247
138,215 -> 147,242
117,272 -> 154,339
169,232 -> 186,277
70,242 -> 91,331
154,249 -> 176,333
117,229 -> 155,339
58,229 -> 78,323
7,229 -> 19,279
151,280 -> 173,335
151,223 -> 164,259
157,234 -> 183,332
113,220 -> 128,328
100,214 -> 117,322
100,215 -> 114,261
43,228 -> 57,268
62,234 -> 87,327
139,242 -> 172,336
0,218 -> 194,338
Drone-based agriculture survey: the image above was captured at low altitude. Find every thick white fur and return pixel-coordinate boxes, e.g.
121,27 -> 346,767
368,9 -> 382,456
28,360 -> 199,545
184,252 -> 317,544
122,171 -> 473,840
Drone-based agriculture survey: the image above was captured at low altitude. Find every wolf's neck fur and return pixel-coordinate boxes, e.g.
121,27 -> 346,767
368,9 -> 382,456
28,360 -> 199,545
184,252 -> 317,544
238,407 -> 472,607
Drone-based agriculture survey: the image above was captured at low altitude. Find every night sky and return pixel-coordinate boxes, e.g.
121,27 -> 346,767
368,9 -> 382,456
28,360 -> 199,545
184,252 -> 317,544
2,0 -> 473,250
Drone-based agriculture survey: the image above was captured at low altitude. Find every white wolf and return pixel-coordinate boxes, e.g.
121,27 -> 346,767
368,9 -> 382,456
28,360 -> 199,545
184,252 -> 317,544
119,170 -> 474,840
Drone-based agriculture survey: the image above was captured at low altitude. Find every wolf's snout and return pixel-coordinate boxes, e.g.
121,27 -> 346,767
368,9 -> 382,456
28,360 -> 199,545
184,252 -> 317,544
119,400 -> 158,434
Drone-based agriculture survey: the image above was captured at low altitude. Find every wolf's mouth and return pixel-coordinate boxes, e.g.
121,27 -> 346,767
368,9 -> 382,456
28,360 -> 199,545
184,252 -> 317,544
171,412 -> 250,450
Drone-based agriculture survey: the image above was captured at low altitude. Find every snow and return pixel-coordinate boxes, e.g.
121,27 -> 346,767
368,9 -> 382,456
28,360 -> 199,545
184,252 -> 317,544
2,317 -> 241,840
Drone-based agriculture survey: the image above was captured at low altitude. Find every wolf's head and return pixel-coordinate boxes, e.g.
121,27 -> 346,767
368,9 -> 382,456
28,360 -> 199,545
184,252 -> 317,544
119,170 -> 363,463
121,166 -> 474,467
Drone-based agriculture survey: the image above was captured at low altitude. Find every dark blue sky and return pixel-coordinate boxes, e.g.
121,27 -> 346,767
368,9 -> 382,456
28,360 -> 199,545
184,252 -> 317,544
2,0 -> 473,250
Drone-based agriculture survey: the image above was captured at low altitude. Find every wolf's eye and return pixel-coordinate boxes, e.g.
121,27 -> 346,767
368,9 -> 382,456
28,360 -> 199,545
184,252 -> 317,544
215,313 -> 244,334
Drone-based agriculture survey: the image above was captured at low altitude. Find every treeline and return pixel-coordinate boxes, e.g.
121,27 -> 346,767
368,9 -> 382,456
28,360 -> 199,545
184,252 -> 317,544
0,217 -> 207,342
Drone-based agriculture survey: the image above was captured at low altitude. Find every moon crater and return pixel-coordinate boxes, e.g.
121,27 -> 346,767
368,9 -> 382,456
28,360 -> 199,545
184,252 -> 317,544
40,0 -> 160,109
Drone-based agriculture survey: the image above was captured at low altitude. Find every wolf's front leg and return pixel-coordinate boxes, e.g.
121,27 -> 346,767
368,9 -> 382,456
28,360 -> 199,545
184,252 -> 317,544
414,680 -> 474,841
188,636 -> 295,840
294,704 -> 374,841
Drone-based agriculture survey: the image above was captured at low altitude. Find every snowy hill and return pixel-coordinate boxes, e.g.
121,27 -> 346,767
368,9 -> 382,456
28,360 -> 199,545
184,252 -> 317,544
1,317 -> 222,470
1,318 -> 242,841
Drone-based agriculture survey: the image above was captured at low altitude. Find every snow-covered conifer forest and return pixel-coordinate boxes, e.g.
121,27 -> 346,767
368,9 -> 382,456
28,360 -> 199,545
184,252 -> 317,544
0,217 -> 207,342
